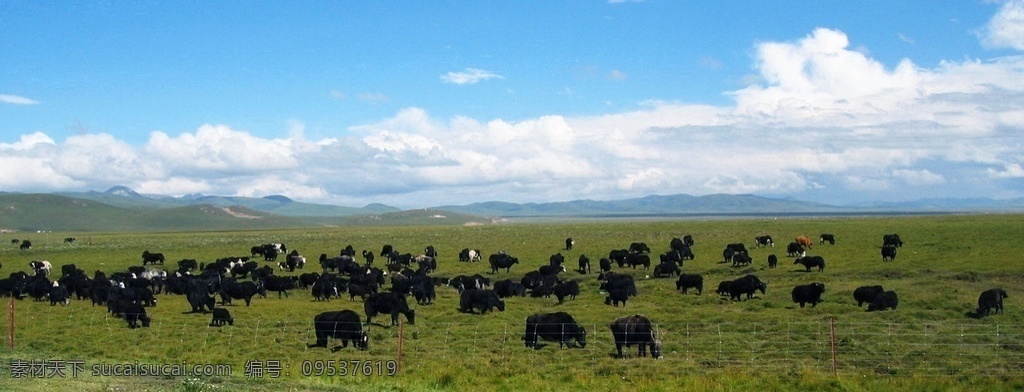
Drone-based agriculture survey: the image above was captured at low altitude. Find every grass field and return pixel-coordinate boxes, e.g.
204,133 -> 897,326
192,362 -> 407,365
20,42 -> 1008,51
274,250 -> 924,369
1,213 -> 1023,391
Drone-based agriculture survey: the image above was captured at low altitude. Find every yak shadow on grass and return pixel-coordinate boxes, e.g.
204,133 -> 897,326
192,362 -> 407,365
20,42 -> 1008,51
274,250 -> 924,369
965,310 -> 986,319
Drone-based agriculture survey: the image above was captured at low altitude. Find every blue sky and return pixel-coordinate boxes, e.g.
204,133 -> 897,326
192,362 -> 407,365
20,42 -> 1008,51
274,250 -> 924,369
2,1 -> 1024,209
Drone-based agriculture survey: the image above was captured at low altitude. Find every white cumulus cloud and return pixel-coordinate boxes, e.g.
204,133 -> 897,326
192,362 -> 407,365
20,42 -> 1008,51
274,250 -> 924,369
981,0 -> 1024,50
0,94 -> 39,105
440,68 -> 504,85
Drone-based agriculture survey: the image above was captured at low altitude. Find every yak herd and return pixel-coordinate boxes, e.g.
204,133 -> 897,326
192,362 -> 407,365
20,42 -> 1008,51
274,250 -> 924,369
0,230 -> 1010,358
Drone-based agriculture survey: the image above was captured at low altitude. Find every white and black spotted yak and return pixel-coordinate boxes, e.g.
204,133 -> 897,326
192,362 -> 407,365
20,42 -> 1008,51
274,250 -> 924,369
523,312 -> 587,349
308,309 -> 368,351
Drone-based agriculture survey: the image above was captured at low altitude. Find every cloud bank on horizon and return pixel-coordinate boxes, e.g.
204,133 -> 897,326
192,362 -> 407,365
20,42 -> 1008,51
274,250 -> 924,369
2,2 -> 1023,209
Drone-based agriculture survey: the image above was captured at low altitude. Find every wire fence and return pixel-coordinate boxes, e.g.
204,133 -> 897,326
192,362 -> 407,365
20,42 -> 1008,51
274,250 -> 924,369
4,302 -> 1024,378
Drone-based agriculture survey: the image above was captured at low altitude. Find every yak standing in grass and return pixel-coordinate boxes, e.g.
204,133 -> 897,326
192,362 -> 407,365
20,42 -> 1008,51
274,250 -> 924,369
459,289 -> 505,314
523,312 -> 587,349
364,292 -> 415,326
881,245 -> 898,261
675,274 -> 703,295
210,308 -> 234,326
867,290 -> 899,311
794,256 -> 825,272
488,252 -> 519,274
853,285 -> 885,307
728,274 -> 766,301
791,283 -> 826,308
977,288 -> 1009,317
309,309 -> 368,351
142,250 -> 165,266
610,314 -> 662,359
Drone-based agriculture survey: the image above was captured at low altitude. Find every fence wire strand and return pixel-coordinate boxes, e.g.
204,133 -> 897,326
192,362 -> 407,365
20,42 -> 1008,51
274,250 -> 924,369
4,307 -> 1024,377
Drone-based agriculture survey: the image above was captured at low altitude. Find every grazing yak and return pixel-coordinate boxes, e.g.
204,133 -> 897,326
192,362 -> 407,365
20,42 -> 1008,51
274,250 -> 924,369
767,254 -> 778,269
185,275 -> 218,314
675,274 -> 704,295
608,249 -> 630,268
625,253 -> 651,270
577,255 -> 591,274
209,308 -> 234,326
867,290 -> 899,312
19,240 -> 32,250
628,242 -> 651,254
755,235 -> 774,248
280,250 -> 305,272
380,244 -> 394,258
524,312 -> 587,349
309,309 -> 368,351
488,252 -> 519,274
29,260 -> 52,276
853,285 -> 886,307
881,245 -> 898,261
728,274 -> 767,301
361,250 -> 375,266
715,280 -> 733,296
410,275 -> 436,305
883,234 -> 904,247
794,256 -> 825,272
458,248 -> 482,262
493,279 -> 527,298
565,237 -> 575,251
347,283 -> 377,302
819,234 -> 836,245
552,280 -> 580,304
670,237 -> 695,261
538,264 -> 566,276
652,261 -> 680,278
49,281 -> 71,306
261,275 -> 298,298
177,259 -> 199,272
610,314 -> 663,359
794,235 -> 814,250
791,283 -> 826,308
659,251 -> 683,266
786,242 -> 804,257
141,250 -> 165,266
364,292 -> 415,326
599,272 -> 637,295
298,272 -> 321,290
604,289 -> 630,307
123,302 -> 151,329
977,288 -> 1009,317
450,274 -> 490,293
459,289 -> 505,314
219,279 -> 266,306
731,252 -> 752,268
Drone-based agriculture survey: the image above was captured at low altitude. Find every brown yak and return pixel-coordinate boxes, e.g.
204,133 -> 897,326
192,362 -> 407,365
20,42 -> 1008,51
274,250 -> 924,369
795,235 -> 813,250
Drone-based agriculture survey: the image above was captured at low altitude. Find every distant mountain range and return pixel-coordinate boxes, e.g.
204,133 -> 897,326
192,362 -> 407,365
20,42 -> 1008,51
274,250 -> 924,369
0,186 -> 1022,232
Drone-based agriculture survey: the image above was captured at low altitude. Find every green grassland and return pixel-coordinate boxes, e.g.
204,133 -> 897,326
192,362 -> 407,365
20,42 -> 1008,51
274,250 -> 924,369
1,214 -> 1024,391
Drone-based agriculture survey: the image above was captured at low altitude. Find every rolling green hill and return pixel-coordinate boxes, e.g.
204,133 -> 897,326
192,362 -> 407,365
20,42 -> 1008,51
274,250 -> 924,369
0,194 -> 489,232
